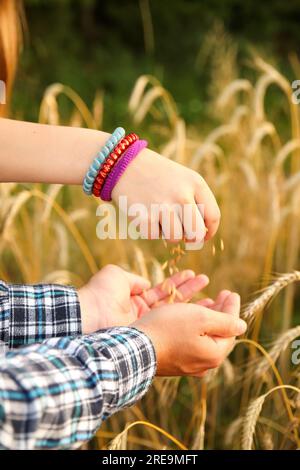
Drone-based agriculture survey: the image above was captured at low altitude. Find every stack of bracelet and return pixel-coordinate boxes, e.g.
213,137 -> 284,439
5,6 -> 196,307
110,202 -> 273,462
83,127 -> 148,201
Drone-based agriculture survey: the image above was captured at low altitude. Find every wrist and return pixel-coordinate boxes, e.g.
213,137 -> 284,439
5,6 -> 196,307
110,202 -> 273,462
131,320 -> 163,376
111,147 -> 158,200
73,129 -> 111,186
77,285 -> 98,335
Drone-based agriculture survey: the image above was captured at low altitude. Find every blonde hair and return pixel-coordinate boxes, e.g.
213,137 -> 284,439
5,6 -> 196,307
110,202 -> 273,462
0,0 -> 23,116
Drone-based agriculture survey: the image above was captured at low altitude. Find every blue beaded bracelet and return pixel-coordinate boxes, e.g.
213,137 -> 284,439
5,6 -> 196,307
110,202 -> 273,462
82,127 -> 125,195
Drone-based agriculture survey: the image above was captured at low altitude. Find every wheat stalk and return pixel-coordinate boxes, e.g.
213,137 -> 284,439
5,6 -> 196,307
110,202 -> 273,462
216,79 -> 253,109
245,122 -> 280,159
283,171 -> 300,193
224,417 -> 243,446
238,160 -> 259,191
154,377 -> 181,408
129,76 -> 179,126
107,420 -> 187,451
191,382 -> 207,450
190,142 -> 225,170
39,83 -> 97,128
275,139 -> 300,169
128,75 -> 162,113
260,430 -> 274,450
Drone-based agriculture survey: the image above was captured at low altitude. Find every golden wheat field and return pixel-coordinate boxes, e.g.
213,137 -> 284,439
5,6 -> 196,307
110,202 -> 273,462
2,46 -> 300,449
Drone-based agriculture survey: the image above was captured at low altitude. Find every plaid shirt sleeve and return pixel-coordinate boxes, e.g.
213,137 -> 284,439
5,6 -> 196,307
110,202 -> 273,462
0,326 -> 156,449
0,280 -> 82,348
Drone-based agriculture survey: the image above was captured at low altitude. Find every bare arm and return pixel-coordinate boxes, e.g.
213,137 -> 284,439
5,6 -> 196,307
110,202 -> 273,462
0,118 -> 110,184
0,117 -> 221,241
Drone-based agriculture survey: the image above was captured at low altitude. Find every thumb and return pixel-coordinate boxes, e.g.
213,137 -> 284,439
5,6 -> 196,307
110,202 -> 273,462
200,309 -> 247,337
220,292 -> 240,317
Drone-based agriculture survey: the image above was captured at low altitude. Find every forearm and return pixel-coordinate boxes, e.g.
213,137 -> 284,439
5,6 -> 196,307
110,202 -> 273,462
0,327 -> 156,449
0,118 -> 110,184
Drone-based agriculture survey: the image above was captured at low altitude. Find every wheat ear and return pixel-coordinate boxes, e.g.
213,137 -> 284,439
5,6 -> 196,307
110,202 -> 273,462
241,385 -> 300,450
242,271 -> 300,323
241,395 -> 266,450
255,325 -> 300,377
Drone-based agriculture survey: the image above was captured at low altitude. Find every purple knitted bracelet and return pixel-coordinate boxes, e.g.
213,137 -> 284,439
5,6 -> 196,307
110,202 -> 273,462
100,139 -> 148,201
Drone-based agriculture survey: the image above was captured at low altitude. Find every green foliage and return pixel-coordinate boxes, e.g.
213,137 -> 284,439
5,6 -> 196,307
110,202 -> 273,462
13,0 -> 300,128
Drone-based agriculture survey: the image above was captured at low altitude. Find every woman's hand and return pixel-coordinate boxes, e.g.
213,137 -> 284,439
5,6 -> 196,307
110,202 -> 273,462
132,291 -> 246,377
78,264 -> 209,334
112,148 -> 221,243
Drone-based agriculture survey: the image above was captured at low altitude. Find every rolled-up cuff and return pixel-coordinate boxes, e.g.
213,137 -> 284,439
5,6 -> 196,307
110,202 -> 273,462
0,281 -> 81,348
87,326 -> 157,415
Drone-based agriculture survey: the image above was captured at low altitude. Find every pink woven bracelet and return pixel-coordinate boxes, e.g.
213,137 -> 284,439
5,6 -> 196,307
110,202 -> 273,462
100,139 -> 148,201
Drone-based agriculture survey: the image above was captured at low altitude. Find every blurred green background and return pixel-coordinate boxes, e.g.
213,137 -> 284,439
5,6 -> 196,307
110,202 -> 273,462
14,0 -> 300,129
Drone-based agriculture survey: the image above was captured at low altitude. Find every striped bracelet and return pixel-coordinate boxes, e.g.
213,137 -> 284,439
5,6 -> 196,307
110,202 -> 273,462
82,127 -> 125,195
100,139 -> 148,201
92,133 -> 139,198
